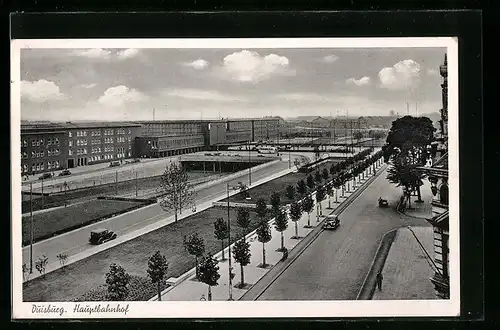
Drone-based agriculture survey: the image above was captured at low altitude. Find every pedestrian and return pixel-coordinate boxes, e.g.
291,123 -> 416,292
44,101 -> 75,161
376,272 -> 383,291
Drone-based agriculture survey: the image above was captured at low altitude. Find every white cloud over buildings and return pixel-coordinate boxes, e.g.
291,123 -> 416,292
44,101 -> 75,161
21,79 -> 66,102
378,59 -> 421,90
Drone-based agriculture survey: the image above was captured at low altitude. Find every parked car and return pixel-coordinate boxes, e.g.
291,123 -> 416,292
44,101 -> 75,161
322,214 -> 340,230
378,197 -> 389,208
38,172 -> 53,180
109,161 -> 120,167
89,228 -> 117,245
58,169 -> 71,176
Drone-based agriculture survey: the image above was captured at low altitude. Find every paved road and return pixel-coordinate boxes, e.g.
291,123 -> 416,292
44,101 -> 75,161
255,167 -> 428,300
21,160 -> 290,272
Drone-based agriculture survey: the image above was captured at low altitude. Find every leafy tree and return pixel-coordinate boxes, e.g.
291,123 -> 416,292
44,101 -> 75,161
185,233 -> 205,279
159,161 -> 196,222
302,194 -> 315,228
386,154 -> 423,208
332,175 -> 342,202
289,201 -> 303,238
214,217 -> 229,261
56,253 -> 68,270
147,251 -> 168,301
322,168 -> 329,182
233,238 -> 251,288
106,263 -> 131,301
314,170 -> 322,184
293,158 -> 302,171
197,255 -> 220,301
330,163 -> 338,176
35,255 -> 48,275
274,209 -> 288,251
255,198 -> 268,223
269,192 -> 281,216
297,179 -> 307,197
315,186 -> 326,218
325,183 -> 333,209
285,185 -> 295,201
306,175 -> 315,190
22,263 -> 30,281
238,181 -> 250,198
256,220 -> 272,267
353,131 -> 364,142
236,207 -> 251,239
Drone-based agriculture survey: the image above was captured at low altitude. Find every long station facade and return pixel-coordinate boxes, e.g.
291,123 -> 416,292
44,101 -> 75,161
21,117 -> 280,175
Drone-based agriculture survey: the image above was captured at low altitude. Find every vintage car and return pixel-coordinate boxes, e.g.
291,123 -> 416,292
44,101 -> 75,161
109,161 -> 121,167
378,197 -> 389,208
38,172 -> 53,180
322,214 -> 340,230
58,169 -> 72,176
89,228 -> 117,245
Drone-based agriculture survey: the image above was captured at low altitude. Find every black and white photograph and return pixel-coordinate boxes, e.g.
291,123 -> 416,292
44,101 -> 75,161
11,37 -> 459,318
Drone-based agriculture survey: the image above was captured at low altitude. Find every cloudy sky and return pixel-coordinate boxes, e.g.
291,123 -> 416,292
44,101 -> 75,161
19,47 -> 446,121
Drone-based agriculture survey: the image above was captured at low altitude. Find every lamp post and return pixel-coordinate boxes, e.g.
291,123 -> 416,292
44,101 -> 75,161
226,182 -> 236,300
248,140 -> 252,186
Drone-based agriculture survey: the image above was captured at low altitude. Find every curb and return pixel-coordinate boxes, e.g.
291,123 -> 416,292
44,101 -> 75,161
356,228 -> 398,300
239,162 -> 388,301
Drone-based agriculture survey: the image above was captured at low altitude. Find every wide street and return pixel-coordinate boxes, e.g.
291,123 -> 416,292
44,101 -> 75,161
252,166 -> 429,300
21,160 -> 290,275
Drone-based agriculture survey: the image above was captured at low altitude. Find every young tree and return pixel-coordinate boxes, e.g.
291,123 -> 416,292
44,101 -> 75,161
285,185 -> 295,201
325,183 -> 333,209
330,163 -> 338,176
296,179 -> 307,197
269,192 -> 281,216
214,217 -> 229,261
185,233 -> 205,279
35,255 -> 48,275
322,168 -> 329,182
198,254 -> 220,301
256,219 -> 272,267
274,209 -> 288,251
236,207 -> 251,239
386,155 -> 422,208
306,175 -> 315,190
147,251 -> 168,301
289,201 -> 303,239
315,185 -> 326,219
22,263 -> 30,282
56,253 -> 68,270
159,161 -> 195,222
314,170 -> 322,185
233,238 -> 251,288
332,176 -> 341,202
238,181 -> 250,199
106,263 -> 131,301
302,194 -> 315,228
255,198 -> 268,223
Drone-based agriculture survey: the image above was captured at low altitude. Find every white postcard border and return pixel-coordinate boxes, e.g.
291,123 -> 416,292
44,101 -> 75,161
11,37 -> 460,319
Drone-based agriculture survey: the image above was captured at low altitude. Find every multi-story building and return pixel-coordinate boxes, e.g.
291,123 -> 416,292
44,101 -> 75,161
134,120 -> 208,158
21,124 -> 68,175
20,122 -> 141,174
419,54 -> 449,299
207,118 -> 280,147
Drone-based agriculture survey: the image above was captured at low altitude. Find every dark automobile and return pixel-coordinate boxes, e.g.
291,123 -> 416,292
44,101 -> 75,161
38,172 -> 53,180
58,169 -> 71,176
378,197 -> 389,208
109,161 -> 120,167
322,214 -> 340,230
89,228 -> 117,245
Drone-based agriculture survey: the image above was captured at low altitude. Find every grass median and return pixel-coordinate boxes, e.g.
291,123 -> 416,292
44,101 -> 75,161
21,199 -> 149,246
23,206 -> 270,302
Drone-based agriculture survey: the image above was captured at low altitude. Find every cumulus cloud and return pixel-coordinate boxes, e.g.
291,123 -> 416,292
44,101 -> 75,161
322,54 -> 339,63
220,50 -> 294,83
162,88 -> 247,102
378,59 -> 421,90
183,59 -> 209,70
116,48 -> 140,60
72,48 -> 112,59
98,85 -> 147,107
346,76 -> 371,86
21,79 -> 66,102
79,83 -> 97,89
426,68 -> 438,76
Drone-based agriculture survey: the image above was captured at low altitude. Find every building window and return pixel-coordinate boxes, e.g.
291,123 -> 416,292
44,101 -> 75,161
69,140 -> 73,147
55,138 -> 59,145
40,151 -> 44,157
32,140 -> 36,147
69,132 -> 72,137
22,140 -> 28,147
32,164 -> 36,172
40,139 -> 44,145
69,149 -> 73,156
439,180 -> 449,205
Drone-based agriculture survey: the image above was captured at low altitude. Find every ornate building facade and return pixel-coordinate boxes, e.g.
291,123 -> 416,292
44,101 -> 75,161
419,54 -> 450,299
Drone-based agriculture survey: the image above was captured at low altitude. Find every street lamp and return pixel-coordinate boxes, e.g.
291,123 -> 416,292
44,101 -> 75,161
248,140 -> 252,186
225,182 -> 240,301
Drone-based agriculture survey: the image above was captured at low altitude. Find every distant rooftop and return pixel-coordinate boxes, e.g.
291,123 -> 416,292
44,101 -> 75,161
21,121 -> 142,130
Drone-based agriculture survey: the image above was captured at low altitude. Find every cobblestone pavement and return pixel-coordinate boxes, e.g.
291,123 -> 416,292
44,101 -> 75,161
372,226 -> 436,300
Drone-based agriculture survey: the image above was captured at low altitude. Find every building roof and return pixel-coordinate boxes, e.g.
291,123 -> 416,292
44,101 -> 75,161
22,121 -> 142,130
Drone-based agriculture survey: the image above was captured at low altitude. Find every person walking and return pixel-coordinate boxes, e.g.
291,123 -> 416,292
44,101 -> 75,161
376,272 -> 383,291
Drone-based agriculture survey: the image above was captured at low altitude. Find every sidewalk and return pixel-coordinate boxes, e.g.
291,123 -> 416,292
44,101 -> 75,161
372,226 -> 436,300
154,157 -> 386,301
22,164 -> 296,283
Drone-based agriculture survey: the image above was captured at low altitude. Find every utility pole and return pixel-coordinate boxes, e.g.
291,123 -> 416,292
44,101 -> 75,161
115,170 -> 118,195
226,183 -> 233,300
29,181 -> 33,274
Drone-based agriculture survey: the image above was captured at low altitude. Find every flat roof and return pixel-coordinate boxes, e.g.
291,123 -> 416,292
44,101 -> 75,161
21,121 -> 142,130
